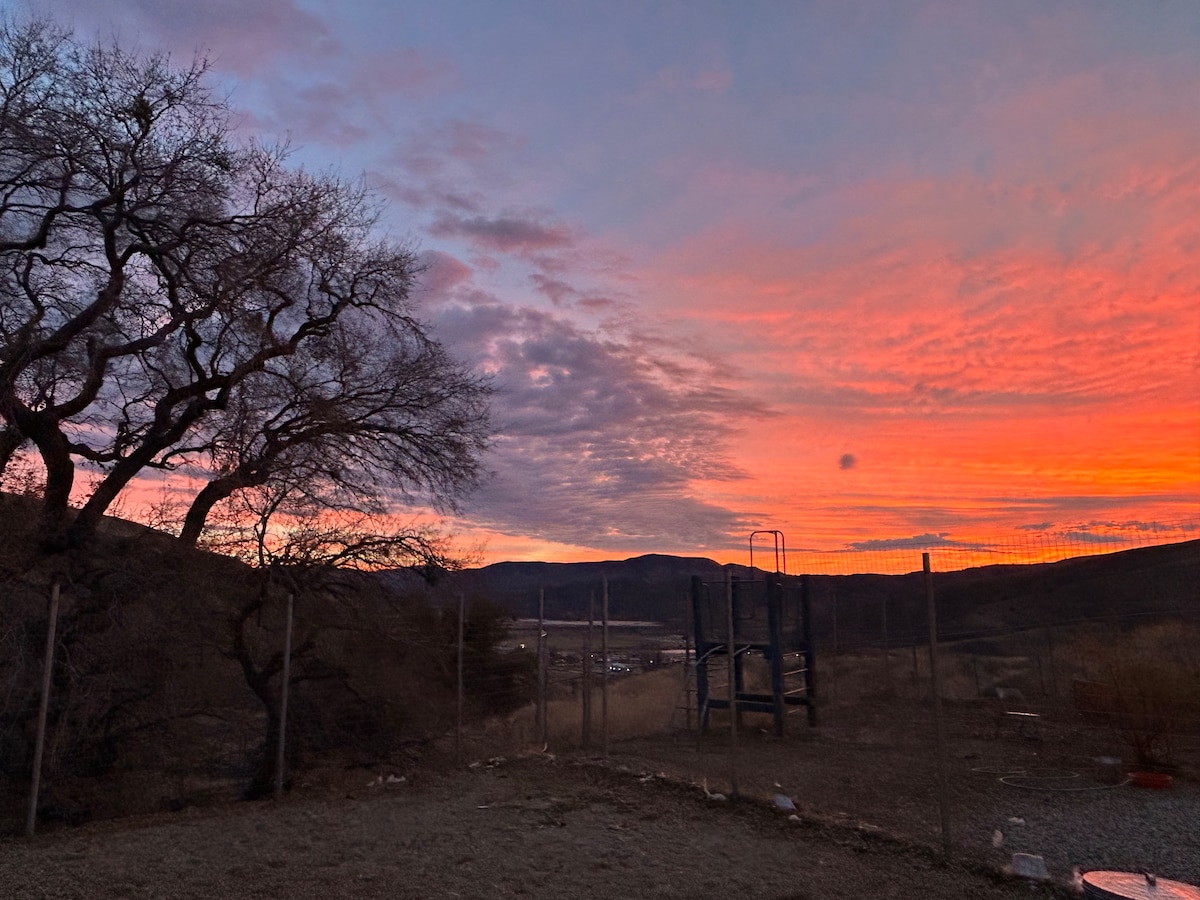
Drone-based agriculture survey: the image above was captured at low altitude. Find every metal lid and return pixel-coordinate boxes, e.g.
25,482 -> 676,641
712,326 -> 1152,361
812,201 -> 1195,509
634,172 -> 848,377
1083,872 -> 1200,900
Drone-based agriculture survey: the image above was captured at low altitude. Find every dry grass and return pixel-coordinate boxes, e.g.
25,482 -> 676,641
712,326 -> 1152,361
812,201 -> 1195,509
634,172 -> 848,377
1063,621 -> 1200,768
492,667 -> 684,751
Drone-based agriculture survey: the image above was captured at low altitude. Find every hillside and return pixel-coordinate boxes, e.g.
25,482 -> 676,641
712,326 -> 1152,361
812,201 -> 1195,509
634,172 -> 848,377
443,553 -> 750,621
444,540 -> 1200,646
0,493 -> 530,830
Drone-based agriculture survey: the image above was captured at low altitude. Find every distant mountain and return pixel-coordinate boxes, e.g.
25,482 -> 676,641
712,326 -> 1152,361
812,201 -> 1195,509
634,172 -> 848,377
901,538 -> 1200,640
443,553 -> 753,622
432,540 -> 1200,647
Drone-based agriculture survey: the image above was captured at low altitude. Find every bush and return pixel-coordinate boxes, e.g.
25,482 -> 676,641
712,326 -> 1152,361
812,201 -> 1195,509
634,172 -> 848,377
1072,621 -> 1200,770
0,501 -> 532,821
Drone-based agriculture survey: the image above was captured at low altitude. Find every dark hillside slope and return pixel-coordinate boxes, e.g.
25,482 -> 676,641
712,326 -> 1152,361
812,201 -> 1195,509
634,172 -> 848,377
896,539 -> 1199,639
446,554 -> 757,621
447,540 -> 1199,645
0,492 -> 528,828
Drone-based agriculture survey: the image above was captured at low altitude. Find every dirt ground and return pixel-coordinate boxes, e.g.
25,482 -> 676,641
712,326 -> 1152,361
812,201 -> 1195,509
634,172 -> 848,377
2,750 -> 1072,900
3,677 -> 1196,899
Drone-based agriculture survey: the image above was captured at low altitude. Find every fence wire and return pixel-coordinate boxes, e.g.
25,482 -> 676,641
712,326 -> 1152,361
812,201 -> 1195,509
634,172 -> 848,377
5,524 -> 1197,887
488,529 -> 1199,883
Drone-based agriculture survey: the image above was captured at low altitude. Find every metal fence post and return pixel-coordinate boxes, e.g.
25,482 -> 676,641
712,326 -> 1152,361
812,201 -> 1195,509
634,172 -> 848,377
923,553 -> 951,860
26,577 -> 61,837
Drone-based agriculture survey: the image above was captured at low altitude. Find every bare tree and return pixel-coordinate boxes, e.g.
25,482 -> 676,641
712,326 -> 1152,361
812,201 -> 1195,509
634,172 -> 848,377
205,481 -> 466,797
0,18 -> 489,550
0,19 -> 232,533
174,318 -> 489,547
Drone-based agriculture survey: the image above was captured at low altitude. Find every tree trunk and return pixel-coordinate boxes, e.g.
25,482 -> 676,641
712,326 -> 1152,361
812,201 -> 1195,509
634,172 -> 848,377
24,422 -> 75,547
68,414 -> 199,547
229,590 -> 293,800
245,710 -> 285,800
178,470 -> 258,546
68,472 -> 126,548
0,426 -> 25,476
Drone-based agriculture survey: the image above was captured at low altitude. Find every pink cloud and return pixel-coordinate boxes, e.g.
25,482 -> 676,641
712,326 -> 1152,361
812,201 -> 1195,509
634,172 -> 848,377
260,81 -> 371,147
631,45 -> 735,104
647,124 -> 1200,420
397,120 -> 524,180
626,72 -> 1200,554
53,0 -> 338,76
416,250 -> 474,298
529,274 -> 576,306
350,48 -> 455,97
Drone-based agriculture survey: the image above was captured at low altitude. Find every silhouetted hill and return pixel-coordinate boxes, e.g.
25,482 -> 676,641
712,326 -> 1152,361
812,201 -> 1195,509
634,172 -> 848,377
0,491 -> 530,827
901,539 -> 1200,639
445,554 -> 755,622
444,540 -> 1200,646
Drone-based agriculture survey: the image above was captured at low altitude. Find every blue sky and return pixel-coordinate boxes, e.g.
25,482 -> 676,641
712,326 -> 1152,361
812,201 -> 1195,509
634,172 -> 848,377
18,0 -> 1200,565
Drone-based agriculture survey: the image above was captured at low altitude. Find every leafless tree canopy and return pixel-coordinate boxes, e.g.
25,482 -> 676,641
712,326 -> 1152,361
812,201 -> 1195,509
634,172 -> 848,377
0,17 -> 490,552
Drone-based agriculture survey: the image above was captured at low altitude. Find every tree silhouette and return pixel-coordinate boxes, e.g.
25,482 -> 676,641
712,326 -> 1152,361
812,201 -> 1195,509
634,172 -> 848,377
0,18 -> 489,551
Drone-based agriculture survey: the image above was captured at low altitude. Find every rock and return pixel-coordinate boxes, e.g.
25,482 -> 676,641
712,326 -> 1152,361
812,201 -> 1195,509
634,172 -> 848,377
1010,853 -> 1049,881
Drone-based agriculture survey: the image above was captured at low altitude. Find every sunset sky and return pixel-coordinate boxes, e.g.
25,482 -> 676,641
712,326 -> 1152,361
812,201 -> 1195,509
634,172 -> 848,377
25,1 -> 1200,567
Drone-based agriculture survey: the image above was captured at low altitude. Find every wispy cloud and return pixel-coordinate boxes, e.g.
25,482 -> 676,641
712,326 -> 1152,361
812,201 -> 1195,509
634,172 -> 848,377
430,212 -> 575,256
846,533 -> 970,552
399,120 -> 525,178
415,250 -> 474,298
426,290 -> 765,551
53,0 -> 338,76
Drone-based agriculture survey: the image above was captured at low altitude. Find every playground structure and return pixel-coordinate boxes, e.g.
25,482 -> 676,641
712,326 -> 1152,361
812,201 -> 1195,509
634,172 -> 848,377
690,531 -> 817,736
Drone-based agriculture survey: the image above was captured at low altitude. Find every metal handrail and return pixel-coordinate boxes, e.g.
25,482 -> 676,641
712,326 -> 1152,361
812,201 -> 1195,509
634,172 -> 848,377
750,529 -> 786,574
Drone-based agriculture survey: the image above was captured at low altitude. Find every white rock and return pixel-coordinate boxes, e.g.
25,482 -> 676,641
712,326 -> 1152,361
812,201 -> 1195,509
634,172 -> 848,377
773,794 -> 797,812
1010,853 -> 1049,881
701,779 -> 726,801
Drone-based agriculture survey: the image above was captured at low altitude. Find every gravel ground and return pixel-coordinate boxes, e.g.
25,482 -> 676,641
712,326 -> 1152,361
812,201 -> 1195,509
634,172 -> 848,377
974,770 -> 1199,884
604,699 -> 1200,888
1,754 -> 1073,900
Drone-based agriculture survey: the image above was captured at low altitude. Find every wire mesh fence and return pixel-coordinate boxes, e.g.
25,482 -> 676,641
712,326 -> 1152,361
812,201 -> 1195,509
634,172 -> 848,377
474,527 -> 1200,882
1,566 -> 537,835
4,521 -> 1198,884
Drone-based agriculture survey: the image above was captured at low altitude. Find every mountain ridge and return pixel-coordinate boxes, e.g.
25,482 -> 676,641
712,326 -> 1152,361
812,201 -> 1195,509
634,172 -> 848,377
437,539 -> 1200,645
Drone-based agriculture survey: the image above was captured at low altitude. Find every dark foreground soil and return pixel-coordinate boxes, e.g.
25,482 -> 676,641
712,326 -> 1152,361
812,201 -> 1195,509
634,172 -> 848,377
0,752 -> 1068,900
5,686 -> 1198,899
